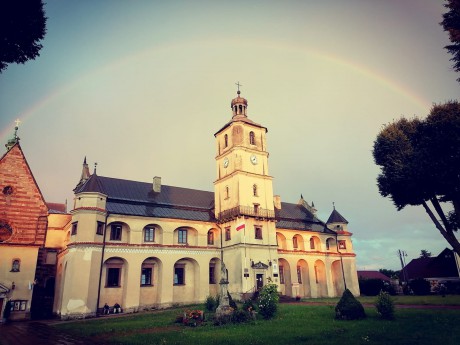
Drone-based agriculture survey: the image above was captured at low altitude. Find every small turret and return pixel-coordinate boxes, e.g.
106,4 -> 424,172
5,119 -> 21,151
327,203 -> 349,232
74,157 -> 91,191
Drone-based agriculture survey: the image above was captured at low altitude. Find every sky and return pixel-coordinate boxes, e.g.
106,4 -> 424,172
0,0 -> 458,271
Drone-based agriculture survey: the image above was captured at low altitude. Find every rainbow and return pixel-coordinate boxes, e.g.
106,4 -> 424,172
0,38 -> 432,142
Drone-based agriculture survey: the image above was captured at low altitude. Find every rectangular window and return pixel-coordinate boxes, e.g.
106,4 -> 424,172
310,238 -> 315,250
107,267 -> 121,287
326,240 -> 330,251
255,226 -> 262,240
225,227 -> 231,241
279,265 -> 285,284
178,229 -> 187,244
96,221 -> 105,235
339,240 -> 346,249
144,227 -> 155,242
209,265 -> 216,284
174,266 -> 185,285
141,267 -> 152,286
110,225 -> 122,241
71,222 -> 78,235
293,236 -> 298,249
297,266 -> 302,283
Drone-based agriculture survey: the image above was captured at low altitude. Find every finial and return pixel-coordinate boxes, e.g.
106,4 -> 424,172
94,162 -> 98,174
84,156 -> 87,164
235,81 -> 242,95
333,201 -> 335,210
300,193 -> 304,199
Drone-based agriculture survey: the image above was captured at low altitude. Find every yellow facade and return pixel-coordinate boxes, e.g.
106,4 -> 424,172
51,91 -> 359,319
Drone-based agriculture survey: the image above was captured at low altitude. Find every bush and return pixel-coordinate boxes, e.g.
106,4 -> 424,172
205,295 -> 218,312
231,309 -> 252,323
335,289 -> 366,320
258,283 -> 279,319
375,290 -> 395,320
410,278 -> 431,295
242,298 -> 256,313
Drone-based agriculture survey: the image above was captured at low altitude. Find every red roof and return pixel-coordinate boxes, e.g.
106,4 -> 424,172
357,271 -> 391,281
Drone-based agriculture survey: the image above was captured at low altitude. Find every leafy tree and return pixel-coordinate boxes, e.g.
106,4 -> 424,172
441,0 -> 460,81
0,0 -> 47,73
379,268 -> 399,279
419,250 -> 432,258
373,101 -> 460,256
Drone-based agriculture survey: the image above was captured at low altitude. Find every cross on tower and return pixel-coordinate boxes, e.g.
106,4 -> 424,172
15,119 -> 21,128
235,81 -> 242,94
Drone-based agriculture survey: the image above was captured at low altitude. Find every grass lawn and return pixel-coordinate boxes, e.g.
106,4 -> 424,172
305,294 -> 460,305
54,301 -> 460,345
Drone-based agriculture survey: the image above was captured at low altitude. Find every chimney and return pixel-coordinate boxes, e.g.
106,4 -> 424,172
153,176 -> 161,193
273,195 -> 281,209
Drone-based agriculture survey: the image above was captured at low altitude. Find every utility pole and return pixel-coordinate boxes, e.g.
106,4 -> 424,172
398,250 -> 408,286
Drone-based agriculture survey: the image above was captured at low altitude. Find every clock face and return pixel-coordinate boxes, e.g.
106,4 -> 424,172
250,155 -> 258,165
223,157 -> 229,168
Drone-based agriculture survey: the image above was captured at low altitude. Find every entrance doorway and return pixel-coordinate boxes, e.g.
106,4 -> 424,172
256,274 -> 264,290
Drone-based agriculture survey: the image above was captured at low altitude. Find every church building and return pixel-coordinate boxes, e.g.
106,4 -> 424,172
1,91 -> 359,320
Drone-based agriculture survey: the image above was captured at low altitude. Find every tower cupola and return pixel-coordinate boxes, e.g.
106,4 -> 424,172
231,83 -> 248,118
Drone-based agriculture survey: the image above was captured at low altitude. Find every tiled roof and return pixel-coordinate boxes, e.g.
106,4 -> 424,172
357,271 -> 391,281
75,175 -> 332,232
46,202 -> 67,214
275,202 -> 334,234
327,208 -> 349,224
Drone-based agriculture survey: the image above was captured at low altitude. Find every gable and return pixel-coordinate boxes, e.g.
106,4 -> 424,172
0,144 -> 48,245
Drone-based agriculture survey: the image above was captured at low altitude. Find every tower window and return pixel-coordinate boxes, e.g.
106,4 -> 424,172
249,131 -> 255,145
96,221 -> 104,235
338,240 -> 346,249
225,186 -> 229,199
253,184 -> 258,196
310,237 -> 315,249
224,134 -> 228,147
255,226 -> 262,240
71,222 -> 78,235
293,236 -> 298,249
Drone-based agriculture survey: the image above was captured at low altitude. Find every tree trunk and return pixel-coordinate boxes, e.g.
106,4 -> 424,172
422,200 -> 460,256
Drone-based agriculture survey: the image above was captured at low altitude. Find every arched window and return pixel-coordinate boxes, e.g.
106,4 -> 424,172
207,230 -> 214,245
293,237 -> 298,249
225,186 -> 229,199
249,131 -> 255,145
253,184 -> 258,196
310,237 -> 315,249
224,134 -> 228,147
11,259 -> 20,272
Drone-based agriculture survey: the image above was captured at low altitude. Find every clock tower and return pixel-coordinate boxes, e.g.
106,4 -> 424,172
214,89 -> 279,295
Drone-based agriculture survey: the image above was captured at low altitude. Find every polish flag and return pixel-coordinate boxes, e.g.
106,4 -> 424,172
236,223 -> 245,231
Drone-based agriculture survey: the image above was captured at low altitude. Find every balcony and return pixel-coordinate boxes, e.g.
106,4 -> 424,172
217,205 -> 275,222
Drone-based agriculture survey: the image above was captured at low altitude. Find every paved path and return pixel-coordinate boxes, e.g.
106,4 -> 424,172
0,321 -> 92,345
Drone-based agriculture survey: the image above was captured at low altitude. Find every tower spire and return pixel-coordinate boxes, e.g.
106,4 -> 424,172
231,82 -> 248,118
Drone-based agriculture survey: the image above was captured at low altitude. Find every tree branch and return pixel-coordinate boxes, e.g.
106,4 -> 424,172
430,197 -> 454,235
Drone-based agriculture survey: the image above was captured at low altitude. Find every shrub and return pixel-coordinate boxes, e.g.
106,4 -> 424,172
335,289 -> 366,320
205,295 -> 218,312
410,278 -> 431,295
375,290 -> 395,320
242,298 -> 256,312
258,283 -> 279,319
231,309 -> 252,323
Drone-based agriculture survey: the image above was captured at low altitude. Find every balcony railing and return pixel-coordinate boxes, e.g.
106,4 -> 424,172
218,205 -> 275,222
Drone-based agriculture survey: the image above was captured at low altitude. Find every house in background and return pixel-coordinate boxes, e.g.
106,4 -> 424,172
402,248 -> 460,292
